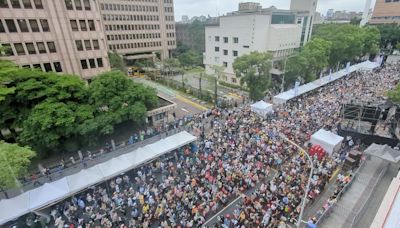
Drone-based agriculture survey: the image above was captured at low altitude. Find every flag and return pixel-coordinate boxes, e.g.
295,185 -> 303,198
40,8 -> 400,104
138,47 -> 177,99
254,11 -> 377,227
346,62 -> 351,74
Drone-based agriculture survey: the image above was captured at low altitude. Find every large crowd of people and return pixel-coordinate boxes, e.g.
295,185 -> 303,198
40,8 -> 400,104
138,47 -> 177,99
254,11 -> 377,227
14,63 -> 400,228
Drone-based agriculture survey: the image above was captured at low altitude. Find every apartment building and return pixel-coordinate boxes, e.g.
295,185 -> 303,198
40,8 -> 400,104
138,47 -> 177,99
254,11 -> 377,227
99,0 -> 176,62
0,0 -> 110,79
204,2 -> 307,84
369,0 -> 400,24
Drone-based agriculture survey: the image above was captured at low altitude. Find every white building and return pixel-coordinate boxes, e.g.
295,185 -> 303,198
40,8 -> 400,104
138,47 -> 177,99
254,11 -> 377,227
204,1 -> 317,84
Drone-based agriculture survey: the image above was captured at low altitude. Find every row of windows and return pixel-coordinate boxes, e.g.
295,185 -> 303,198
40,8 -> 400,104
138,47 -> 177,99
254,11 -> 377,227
166,32 -> 174,38
165,15 -> 174,21
164,7 -> 172,13
0,0 -> 43,9
1,41 -> 56,56
384,0 -> 399,3
214,47 -> 238,57
70,19 -> 95,32
0,18 -> 49,33
371,16 -> 400,20
105,23 -> 160,31
107,33 -> 161,41
166,24 -> 174,30
164,0 -> 173,3
80,58 -> 104,70
22,61 -> 63,73
215,36 -> 239,44
100,3 -> 158,12
64,0 -> 91,11
103,14 -> 160,22
109,41 -> 162,50
167,40 -> 175,46
75,39 -> 100,51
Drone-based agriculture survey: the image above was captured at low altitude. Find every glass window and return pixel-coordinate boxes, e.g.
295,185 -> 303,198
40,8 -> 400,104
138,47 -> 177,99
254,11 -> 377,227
233,37 -> 239,43
22,0 -> 32,8
11,0 -> 21,8
233,50 -> 238,57
33,64 -> 42,70
36,42 -> 46,53
0,0 -> 9,8
80,59 -> 88,69
223,37 -> 228,43
89,59 -> 96,68
1,43 -> 13,56
79,20 -> 87,31
29,19 -> 39,32
83,0 -> 90,10
84,40 -> 91,50
97,58 -> 103,67
40,19 -> 49,32
17,19 -> 29,32
88,20 -> 95,31
215,46 -> 219,52
5,19 -> 17,32
0,20 -> 5,33
223,62 -> 228,67
223,50 -> 228,55
92,39 -> 99,50
70,20 -> 78,31
74,0 -> 82,10
14,43 -> 26,55
53,62 -> 62,72
64,0 -> 73,10
47,42 -> 56,53
75,40 -> 83,51
43,63 -> 52,72
33,0 -> 43,9
215,36 -> 220,42
26,42 -> 36,54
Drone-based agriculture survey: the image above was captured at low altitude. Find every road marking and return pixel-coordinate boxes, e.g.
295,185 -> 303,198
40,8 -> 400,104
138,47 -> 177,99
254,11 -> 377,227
329,168 -> 340,182
176,94 -> 208,111
181,108 -> 189,113
203,194 -> 243,225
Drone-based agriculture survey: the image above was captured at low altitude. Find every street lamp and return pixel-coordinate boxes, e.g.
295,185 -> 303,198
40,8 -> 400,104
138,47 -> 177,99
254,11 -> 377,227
281,54 -> 299,93
279,133 -> 314,228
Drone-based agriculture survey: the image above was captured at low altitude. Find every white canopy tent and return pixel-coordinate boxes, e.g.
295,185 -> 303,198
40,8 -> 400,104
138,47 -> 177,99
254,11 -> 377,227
0,131 -> 197,225
310,129 -> 344,155
364,143 -> 400,163
251,101 -> 273,117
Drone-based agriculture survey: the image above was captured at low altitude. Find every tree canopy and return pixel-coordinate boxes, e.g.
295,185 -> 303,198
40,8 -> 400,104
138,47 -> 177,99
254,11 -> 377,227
0,141 -> 36,190
376,24 -> 400,49
233,52 -> 273,101
108,51 -> 125,71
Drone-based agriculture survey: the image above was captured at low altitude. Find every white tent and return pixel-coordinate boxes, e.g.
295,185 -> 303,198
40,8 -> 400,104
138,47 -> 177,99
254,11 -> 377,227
364,143 -> 400,163
251,101 -> 273,117
0,131 -> 197,225
310,129 -> 344,155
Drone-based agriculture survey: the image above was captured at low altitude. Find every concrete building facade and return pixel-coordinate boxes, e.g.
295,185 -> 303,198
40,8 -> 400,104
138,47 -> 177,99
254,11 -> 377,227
204,2 -> 316,84
99,0 -> 176,62
290,0 -> 318,46
370,0 -> 400,24
0,0 -> 110,79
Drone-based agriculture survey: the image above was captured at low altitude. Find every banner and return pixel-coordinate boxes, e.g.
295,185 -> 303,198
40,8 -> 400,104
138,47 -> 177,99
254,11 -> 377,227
294,81 -> 300,96
329,69 -> 332,81
346,62 -> 351,74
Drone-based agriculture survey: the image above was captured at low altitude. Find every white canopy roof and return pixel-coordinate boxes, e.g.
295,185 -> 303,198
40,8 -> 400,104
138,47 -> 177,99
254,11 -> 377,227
273,60 -> 380,104
364,143 -> 400,163
310,129 -> 344,155
0,131 -> 197,225
251,101 -> 273,117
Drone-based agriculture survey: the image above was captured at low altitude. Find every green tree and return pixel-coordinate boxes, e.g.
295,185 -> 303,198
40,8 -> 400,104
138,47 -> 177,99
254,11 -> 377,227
108,51 -> 125,71
178,50 -> 203,68
233,52 -> 273,101
350,17 -> 361,25
388,85 -> 400,103
187,20 -> 205,53
376,24 -> 400,48
163,58 -> 181,81
0,141 -> 36,196
396,42 -> 400,50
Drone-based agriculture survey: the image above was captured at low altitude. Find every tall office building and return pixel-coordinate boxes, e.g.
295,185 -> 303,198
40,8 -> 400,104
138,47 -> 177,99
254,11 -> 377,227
99,0 -> 176,62
290,0 -> 318,46
369,0 -> 400,24
0,0 -> 110,79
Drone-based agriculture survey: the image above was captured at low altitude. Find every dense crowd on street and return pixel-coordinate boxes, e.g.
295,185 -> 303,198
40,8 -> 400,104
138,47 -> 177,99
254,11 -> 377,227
13,63 -> 400,228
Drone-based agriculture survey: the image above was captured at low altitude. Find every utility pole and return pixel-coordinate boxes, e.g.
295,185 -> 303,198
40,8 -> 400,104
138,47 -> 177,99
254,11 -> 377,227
214,76 -> 218,107
199,72 -> 202,99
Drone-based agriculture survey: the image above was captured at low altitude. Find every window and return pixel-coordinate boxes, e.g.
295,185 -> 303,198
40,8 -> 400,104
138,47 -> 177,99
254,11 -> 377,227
75,40 -> 83,51
223,37 -> 228,43
11,0 -> 21,8
80,59 -> 88,69
232,78 -> 237,83
26,43 -> 36,54
29,19 -> 39,32
1,43 -> 13,56
33,64 -> 41,70
79,20 -> 87,31
47,42 -> 56,53
70,20 -> 78,31
233,50 -> 238,57
223,50 -> 228,55
89,58 -> 96,68
97,58 -> 103,67
215,46 -> 219,52
5,20 -> 17,32
92,40 -> 99,50
215,36 -> 220,42
53,62 -> 62,72
88,20 -> 95,31
33,0 -> 43,9
223,62 -> 228,67
17,19 -> 29,32
0,0 -> 8,8
40,19 -> 49,32
84,40 -> 91,50
243,45 -> 250,48
233,37 -> 239,44
43,63 -> 52,72
83,0 -> 90,10
14,43 -> 26,55
74,0 -> 82,10
64,0 -> 73,10
22,0 -> 32,8
0,20 -> 5,33
37,42 -> 46,53
22,65 -> 31,69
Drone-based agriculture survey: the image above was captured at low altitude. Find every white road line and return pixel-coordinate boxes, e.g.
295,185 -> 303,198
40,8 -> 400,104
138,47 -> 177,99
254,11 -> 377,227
181,108 -> 189,113
203,195 -> 243,225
